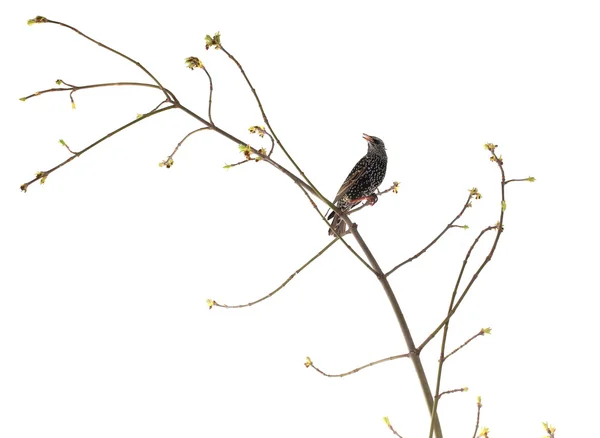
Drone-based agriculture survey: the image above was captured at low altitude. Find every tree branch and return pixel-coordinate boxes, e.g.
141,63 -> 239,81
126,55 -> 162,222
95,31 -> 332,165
208,238 -> 338,309
386,192 -> 475,277
305,353 -> 411,378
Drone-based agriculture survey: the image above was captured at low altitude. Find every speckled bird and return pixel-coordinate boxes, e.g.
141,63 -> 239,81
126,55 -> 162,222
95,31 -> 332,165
327,134 -> 388,236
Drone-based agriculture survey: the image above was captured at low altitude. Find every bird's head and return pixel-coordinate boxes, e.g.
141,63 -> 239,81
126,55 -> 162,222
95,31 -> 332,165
363,134 -> 386,155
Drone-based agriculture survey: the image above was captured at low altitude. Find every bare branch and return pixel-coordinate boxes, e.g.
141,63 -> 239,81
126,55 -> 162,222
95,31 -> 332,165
386,192 -> 475,277
305,353 -> 411,378
442,328 -> 490,362
472,397 -> 483,438
505,176 -> 535,184
202,67 -> 215,125
19,81 -> 172,102
436,387 -> 468,400
208,238 -> 338,309
159,127 -> 210,168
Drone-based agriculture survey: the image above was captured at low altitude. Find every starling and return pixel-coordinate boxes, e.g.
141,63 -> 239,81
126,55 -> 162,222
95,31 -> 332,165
327,134 -> 388,236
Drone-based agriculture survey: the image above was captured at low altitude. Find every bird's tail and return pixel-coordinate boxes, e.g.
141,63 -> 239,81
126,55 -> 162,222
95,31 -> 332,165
327,211 -> 347,236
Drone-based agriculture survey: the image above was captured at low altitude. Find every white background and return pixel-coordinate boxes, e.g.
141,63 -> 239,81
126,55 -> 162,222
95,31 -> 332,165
2,1 -> 599,437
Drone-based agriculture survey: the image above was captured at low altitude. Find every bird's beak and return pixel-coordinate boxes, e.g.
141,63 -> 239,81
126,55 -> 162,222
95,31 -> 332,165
362,133 -> 372,142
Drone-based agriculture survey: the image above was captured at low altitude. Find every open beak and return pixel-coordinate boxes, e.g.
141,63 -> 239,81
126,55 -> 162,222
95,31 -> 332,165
362,133 -> 373,142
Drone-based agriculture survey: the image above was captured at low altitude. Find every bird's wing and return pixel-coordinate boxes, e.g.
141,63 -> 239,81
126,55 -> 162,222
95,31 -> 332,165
332,156 -> 368,204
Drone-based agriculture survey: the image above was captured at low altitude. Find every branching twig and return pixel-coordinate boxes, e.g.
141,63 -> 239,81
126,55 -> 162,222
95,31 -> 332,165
217,43 -> 332,210
442,328 -> 491,362
20,105 -> 175,192
208,238 -> 338,309
386,192 -> 475,277
304,353 -> 411,378
31,17 -> 174,102
428,145 -> 509,438
418,225 -> 497,352
19,81 -> 174,102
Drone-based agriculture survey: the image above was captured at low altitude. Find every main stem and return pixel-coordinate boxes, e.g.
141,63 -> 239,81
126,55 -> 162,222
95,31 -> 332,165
350,228 -> 443,438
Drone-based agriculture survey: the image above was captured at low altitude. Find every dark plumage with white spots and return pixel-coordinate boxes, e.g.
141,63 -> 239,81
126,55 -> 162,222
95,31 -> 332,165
327,134 -> 388,236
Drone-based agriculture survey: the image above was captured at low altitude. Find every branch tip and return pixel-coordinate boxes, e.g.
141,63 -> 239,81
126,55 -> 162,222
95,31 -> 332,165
205,32 -> 221,50
185,56 -> 203,70
27,16 -> 48,26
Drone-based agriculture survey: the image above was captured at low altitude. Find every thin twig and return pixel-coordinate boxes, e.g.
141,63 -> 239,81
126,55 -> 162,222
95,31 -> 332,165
383,417 -> 404,438
386,192 -> 474,277
209,238 -> 338,309
202,67 -> 215,125
442,328 -> 490,362
505,177 -> 535,184
160,127 -> 210,168
306,353 -> 411,378
472,397 -> 482,438
436,387 -> 467,400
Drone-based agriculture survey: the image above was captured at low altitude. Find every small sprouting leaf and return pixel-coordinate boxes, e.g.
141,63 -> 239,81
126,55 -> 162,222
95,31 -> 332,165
205,32 -> 221,50
136,113 -> 143,119
482,327 -> 492,335
55,79 -> 63,85
478,426 -> 489,437
159,157 -> 174,168
238,144 -> 251,153
477,395 -> 482,405
185,56 -> 203,70
19,97 -> 27,102
35,171 -> 47,185
392,181 -> 400,194
59,139 -> 66,146
501,200 -> 506,212
469,187 -> 482,199
71,101 -> 76,110
461,225 -> 469,230
527,176 -> 536,182
206,299 -> 214,309
223,164 -> 232,169
463,387 -> 469,392
304,357 -> 312,368
483,143 -> 497,151
383,416 -> 391,428
27,16 -> 47,26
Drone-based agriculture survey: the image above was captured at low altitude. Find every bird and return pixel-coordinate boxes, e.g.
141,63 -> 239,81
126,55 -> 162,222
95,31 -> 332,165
327,134 -> 388,236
